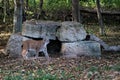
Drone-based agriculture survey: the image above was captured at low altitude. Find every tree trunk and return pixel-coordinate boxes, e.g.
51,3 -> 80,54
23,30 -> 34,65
3,0 -> 6,23
33,0 -> 37,15
40,0 -> 43,12
72,0 -> 81,23
6,0 -> 10,15
96,0 -> 105,35
23,0 -> 26,22
13,0 -> 23,33
37,0 -> 43,19
25,0 -> 29,10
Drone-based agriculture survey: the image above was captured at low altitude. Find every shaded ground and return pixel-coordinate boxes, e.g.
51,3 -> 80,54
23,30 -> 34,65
0,23 -> 120,80
0,52 -> 120,80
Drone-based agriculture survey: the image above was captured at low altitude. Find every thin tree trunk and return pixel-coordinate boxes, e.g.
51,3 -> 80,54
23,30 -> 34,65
40,0 -> 43,11
3,0 -> 6,23
37,0 -> 43,19
96,0 -> 105,35
33,0 -> 37,15
6,0 -> 10,15
23,0 -> 26,22
13,0 -> 23,33
72,0 -> 81,22
26,0 -> 29,10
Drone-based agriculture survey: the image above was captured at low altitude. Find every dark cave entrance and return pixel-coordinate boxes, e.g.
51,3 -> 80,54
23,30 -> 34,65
38,39 -> 62,57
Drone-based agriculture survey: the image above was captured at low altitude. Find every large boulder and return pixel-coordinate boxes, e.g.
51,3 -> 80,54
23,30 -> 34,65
5,33 -> 39,58
57,21 -> 87,41
5,33 -> 23,58
61,41 -> 101,58
22,20 -> 61,40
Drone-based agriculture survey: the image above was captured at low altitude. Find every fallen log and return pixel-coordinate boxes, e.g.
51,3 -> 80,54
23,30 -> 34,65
80,7 -> 120,15
88,34 -> 120,52
104,45 -> 120,52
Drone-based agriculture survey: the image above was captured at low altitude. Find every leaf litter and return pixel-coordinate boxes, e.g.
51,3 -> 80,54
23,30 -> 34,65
0,51 -> 120,80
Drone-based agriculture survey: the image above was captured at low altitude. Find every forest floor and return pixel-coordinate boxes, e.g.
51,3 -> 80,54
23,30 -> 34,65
0,22 -> 120,80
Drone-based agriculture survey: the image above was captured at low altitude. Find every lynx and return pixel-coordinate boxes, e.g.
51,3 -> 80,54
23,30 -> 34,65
21,39 -> 50,60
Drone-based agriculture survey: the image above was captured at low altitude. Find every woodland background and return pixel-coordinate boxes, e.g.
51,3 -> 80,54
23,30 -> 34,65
0,0 -> 120,80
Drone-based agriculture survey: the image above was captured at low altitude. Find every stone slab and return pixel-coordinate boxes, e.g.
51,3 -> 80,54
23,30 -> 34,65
61,41 -> 101,58
22,20 -> 61,40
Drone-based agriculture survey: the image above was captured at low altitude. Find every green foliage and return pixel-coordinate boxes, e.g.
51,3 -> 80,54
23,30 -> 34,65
101,0 -> 120,9
80,0 -> 96,8
113,0 -> 120,8
111,64 -> 120,71
102,65 -> 112,71
59,70 -> 75,80
88,66 -> 98,73
0,0 -> 119,21
3,69 -> 59,80
43,0 -> 71,12
2,69 -> 77,80
4,75 -> 23,80
28,0 -> 39,8
80,0 -> 120,9
101,64 -> 120,71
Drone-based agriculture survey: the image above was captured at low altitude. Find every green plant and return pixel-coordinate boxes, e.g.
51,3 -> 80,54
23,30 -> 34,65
80,0 -> 120,9
88,66 -> 98,73
43,0 -> 71,12
111,64 -> 120,71
59,70 -> 75,80
4,75 -> 23,80
102,65 -> 112,71
3,69 -> 59,80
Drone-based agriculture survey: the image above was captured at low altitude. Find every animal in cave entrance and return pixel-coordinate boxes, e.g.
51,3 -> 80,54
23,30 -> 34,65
21,39 -> 50,60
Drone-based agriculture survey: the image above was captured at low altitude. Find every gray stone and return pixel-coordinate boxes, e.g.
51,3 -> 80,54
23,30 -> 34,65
61,41 -> 101,58
5,33 -> 23,58
57,21 -> 87,41
104,45 -> 120,51
22,20 -> 61,40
